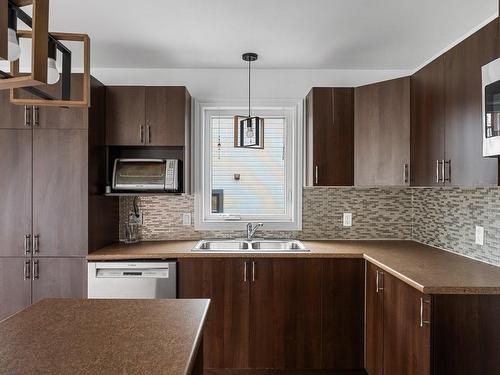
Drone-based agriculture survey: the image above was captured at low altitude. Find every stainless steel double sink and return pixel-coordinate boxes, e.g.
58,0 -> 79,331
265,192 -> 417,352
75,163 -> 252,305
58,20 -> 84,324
192,239 -> 308,252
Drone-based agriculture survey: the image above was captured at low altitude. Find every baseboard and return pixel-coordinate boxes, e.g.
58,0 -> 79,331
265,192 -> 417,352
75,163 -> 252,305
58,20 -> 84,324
205,369 -> 367,375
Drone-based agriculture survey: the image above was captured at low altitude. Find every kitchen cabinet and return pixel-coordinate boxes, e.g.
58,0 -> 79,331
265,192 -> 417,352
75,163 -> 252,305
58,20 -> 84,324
249,258 -> 323,369
355,77 -> 410,186
305,87 -> 354,186
410,56 -> 446,187
31,258 -> 87,303
179,257 -> 364,371
33,129 -> 88,256
0,76 -> 118,319
383,268 -> 431,375
0,90 -> 27,128
0,258 -> 31,320
411,19 -> 499,186
443,19 -> 498,186
106,86 -> 190,146
322,258 -> 365,369
365,263 -> 384,375
0,130 -> 32,257
178,258 -> 249,369
106,86 -> 146,145
366,262 -> 431,375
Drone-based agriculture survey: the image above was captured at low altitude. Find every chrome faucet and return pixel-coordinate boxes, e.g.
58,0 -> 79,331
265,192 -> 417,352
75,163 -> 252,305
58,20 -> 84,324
246,222 -> 264,240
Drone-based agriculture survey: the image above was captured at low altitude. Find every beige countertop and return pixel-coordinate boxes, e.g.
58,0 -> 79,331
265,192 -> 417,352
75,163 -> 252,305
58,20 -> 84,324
0,298 -> 209,375
87,240 -> 500,295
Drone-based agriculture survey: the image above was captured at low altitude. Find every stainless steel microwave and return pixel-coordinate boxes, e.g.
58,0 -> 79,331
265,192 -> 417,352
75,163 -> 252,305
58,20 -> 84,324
112,159 -> 180,192
482,57 -> 500,157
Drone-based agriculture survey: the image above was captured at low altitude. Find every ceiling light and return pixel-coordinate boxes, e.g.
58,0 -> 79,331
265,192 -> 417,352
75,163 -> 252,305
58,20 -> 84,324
47,39 -> 60,85
7,7 -> 20,62
234,52 -> 264,149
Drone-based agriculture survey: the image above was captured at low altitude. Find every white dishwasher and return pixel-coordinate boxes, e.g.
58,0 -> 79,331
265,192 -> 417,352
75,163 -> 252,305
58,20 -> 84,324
88,261 -> 176,299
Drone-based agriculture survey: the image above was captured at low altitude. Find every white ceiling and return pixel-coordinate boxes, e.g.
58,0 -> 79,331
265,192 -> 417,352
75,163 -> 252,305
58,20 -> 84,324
44,0 -> 497,70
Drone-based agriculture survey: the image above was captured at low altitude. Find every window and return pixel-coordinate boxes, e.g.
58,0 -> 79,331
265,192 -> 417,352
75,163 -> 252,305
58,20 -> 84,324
194,100 -> 303,230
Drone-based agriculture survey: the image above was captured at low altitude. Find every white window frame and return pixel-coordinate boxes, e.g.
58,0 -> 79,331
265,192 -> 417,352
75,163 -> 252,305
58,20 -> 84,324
193,99 -> 303,231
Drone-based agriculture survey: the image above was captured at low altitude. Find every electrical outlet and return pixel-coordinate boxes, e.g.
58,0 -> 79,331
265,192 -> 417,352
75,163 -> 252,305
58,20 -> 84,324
343,212 -> 352,227
182,213 -> 192,226
129,211 -> 143,225
475,225 -> 484,246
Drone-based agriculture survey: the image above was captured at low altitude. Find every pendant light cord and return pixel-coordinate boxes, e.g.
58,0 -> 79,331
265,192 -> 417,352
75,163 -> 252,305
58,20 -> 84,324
248,59 -> 251,117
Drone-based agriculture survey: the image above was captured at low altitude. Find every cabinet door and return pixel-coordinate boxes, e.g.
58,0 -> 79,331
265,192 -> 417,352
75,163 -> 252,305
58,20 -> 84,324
106,86 -> 145,145
33,129 -> 88,256
444,19 -> 498,186
178,258 -> 250,369
355,77 -> 410,186
383,272 -> 431,375
0,130 -> 32,256
32,257 -> 87,303
322,259 -> 365,370
0,258 -> 31,321
248,258 -> 322,369
0,90 -> 28,128
365,262 -> 384,375
308,88 -> 354,186
145,86 -> 187,146
411,56 -> 445,186
37,74 -> 87,129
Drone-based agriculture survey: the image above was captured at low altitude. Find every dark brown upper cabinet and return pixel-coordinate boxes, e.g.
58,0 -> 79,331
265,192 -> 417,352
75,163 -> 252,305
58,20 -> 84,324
106,86 -> 191,146
443,19 -> 498,186
411,56 -> 446,187
305,87 -> 354,186
0,90 -> 27,128
411,19 -> 499,187
355,77 -> 410,186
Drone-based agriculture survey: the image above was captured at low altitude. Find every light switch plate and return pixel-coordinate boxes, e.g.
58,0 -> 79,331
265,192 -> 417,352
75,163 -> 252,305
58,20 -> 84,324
343,212 -> 352,227
129,211 -> 143,225
182,213 -> 192,226
475,225 -> 484,246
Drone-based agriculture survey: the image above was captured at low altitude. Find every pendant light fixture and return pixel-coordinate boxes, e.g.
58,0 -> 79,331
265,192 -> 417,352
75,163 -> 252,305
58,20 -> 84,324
7,7 -> 21,61
46,38 -> 60,84
234,52 -> 264,149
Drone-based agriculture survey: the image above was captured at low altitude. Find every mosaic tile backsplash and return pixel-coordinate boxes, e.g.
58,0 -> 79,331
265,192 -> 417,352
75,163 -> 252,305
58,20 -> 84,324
119,187 -> 500,266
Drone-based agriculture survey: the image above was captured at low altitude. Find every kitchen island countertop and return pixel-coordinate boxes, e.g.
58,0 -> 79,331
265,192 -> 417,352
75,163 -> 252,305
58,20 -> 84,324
0,298 -> 209,375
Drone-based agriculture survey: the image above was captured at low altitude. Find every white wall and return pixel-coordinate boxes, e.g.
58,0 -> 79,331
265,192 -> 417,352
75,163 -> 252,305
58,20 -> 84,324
91,68 -> 412,100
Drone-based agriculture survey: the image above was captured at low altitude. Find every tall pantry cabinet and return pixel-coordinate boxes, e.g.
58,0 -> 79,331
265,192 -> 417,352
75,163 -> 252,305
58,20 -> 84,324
0,76 -> 118,320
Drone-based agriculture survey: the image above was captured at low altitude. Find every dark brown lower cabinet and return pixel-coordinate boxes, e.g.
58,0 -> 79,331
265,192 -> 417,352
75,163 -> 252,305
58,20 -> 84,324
366,262 -> 430,375
365,261 -> 500,375
0,258 -> 31,320
178,258 -> 365,372
178,258 -> 249,369
32,258 -> 87,304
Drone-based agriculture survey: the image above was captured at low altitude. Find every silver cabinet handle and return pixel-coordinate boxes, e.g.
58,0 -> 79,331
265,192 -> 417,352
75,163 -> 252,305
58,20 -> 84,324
376,270 -> 384,293
147,125 -> 151,144
24,260 -> 31,280
24,106 -> 31,127
33,106 -> 39,127
140,125 -> 144,143
243,261 -> 248,282
420,297 -> 431,327
315,165 -> 319,185
252,261 -> 256,282
403,163 -> 409,184
32,260 -> 39,280
444,160 -> 451,183
24,234 -> 31,255
33,234 -> 39,254
436,160 -> 443,183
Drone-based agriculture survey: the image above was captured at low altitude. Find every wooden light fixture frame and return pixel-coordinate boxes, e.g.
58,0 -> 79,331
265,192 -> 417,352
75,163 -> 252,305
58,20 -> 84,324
10,30 -> 90,107
0,0 -> 49,89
